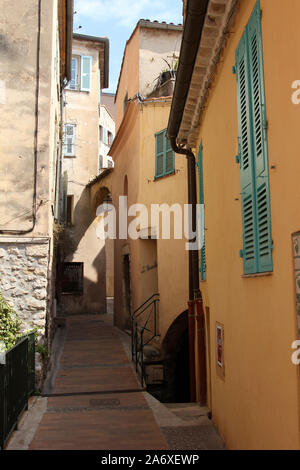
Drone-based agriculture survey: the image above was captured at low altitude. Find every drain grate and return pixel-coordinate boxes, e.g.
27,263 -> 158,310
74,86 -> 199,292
89,398 -> 120,407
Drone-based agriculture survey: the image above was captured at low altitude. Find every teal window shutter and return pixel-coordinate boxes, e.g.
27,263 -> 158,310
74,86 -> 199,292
247,2 -> 273,273
235,0 -> 273,274
197,141 -> 206,280
81,56 -> 92,92
155,129 -> 174,178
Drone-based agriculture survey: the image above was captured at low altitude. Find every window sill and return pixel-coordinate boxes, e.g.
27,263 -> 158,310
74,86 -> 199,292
64,155 -> 76,158
242,272 -> 273,278
154,171 -> 175,181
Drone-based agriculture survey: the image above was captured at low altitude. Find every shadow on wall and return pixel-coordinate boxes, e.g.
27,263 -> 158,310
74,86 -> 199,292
160,310 -> 190,403
57,186 -> 111,316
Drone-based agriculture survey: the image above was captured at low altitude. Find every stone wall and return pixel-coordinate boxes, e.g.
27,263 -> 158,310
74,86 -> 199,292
0,239 -> 50,341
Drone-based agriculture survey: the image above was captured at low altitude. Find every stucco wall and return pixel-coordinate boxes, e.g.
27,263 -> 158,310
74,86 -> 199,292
139,28 -> 181,98
0,0 -> 62,340
194,0 -> 300,450
62,37 -> 107,315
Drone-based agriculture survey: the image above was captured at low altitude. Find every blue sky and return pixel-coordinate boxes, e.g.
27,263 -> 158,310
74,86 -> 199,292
73,0 -> 183,93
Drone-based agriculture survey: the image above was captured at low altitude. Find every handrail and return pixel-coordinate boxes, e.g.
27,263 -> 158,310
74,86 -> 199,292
131,293 -> 160,387
132,293 -> 159,317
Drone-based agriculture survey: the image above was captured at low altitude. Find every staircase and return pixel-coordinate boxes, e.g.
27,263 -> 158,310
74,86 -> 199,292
131,293 -> 161,387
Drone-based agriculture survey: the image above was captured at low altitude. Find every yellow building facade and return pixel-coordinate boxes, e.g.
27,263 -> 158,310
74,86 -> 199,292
169,0 -> 300,450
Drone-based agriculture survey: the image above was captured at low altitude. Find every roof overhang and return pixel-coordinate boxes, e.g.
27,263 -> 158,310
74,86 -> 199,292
167,0 -> 240,148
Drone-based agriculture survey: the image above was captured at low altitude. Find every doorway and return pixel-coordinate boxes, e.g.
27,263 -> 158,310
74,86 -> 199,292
123,254 -> 132,329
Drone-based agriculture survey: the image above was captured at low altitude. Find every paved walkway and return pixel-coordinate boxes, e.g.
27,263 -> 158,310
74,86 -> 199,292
7,314 -> 224,450
29,314 -> 168,450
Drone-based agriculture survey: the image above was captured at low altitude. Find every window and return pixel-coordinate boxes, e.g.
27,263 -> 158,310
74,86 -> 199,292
103,129 -> 109,145
197,141 -> 206,281
69,57 -> 79,90
61,262 -> 83,294
155,129 -> 175,179
81,55 -> 92,92
107,156 -> 114,168
99,125 -> 103,142
108,131 -> 113,146
235,0 -> 273,275
67,55 -> 92,92
66,195 -> 74,226
64,124 -> 75,157
98,155 -> 103,172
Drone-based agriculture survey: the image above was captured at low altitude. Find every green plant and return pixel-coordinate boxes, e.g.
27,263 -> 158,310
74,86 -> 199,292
35,343 -> 49,361
0,292 -> 21,350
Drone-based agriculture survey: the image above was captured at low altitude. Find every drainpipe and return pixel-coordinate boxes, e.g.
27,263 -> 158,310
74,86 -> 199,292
167,0 -> 209,403
170,139 -> 200,403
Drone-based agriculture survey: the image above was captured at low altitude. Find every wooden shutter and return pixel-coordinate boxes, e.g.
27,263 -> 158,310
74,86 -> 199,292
165,131 -> 174,175
155,129 -> 174,178
247,2 -> 273,272
236,29 -> 257,275
155,130 -> 164,178
197,141 -> 206,280
235,0 -> 273,274
81,56 -> 92,92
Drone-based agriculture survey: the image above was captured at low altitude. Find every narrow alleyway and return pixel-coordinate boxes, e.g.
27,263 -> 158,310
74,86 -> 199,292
7,314 -> 224,450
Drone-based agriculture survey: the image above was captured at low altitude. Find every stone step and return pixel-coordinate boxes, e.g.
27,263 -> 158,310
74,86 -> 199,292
164,403 -> 210,421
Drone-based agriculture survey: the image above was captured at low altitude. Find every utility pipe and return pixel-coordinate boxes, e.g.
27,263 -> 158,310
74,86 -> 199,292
167,0 -> 209,403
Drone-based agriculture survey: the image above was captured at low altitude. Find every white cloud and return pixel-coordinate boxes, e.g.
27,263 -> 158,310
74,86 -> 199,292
75,0 -> 182,29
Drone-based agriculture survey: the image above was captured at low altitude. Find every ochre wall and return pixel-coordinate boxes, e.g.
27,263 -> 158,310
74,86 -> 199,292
115,29 -> 140,132
110,99 -> 189,342
194,0 -> 300,450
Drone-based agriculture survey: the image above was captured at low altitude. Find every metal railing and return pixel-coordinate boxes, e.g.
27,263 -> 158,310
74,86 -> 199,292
0,332 -> 35,450
131,293 -> 160,387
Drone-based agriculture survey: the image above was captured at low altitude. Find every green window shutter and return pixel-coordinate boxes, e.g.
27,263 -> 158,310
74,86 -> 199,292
165,131 -> 175,175
247,2 -> 273,273
155,129 -> 174,178
235,28 -> 257,275
235,0 -> 273,274
81,56 -> 92,92
155,130 -> 164,178
197,141 -> 206,281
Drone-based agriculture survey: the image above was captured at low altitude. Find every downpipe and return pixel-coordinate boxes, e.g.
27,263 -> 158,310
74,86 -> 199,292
169,138 -> 206,403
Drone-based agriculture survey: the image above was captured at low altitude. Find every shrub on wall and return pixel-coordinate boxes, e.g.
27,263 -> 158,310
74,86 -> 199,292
0,291 -> 21,350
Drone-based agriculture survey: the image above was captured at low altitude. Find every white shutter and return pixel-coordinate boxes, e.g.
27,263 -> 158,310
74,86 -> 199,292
69,58 -> 78,90
81,56 -> 92,92
64,124 -> 75,156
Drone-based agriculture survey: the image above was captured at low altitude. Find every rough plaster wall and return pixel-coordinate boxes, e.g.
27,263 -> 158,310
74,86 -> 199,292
0,0 -> 62,342
0,241 -> 49,340
0,0 -> 55,235
139,28 -> 182,98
